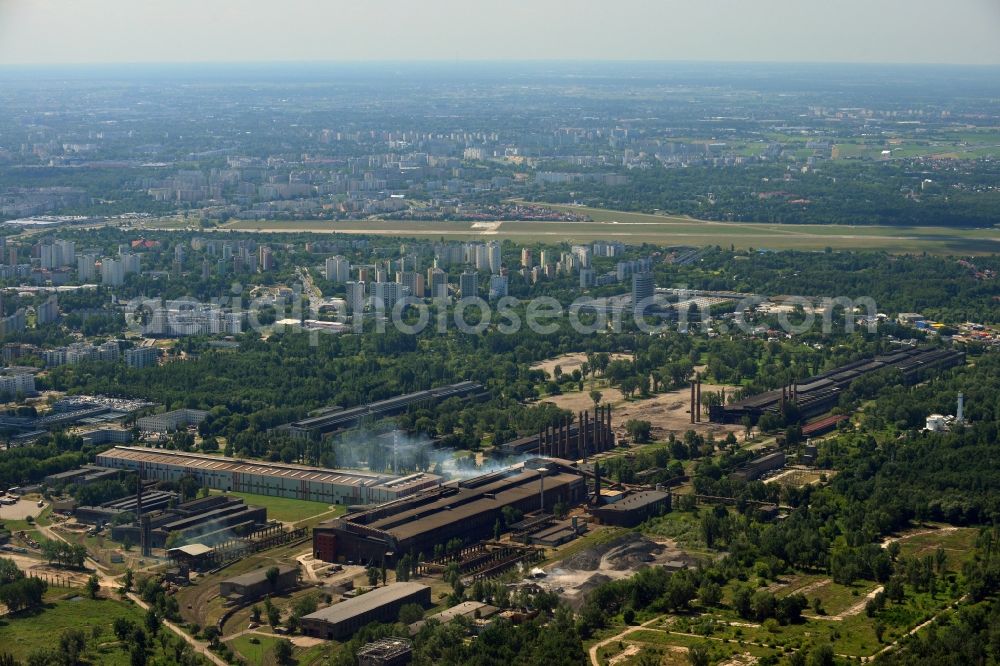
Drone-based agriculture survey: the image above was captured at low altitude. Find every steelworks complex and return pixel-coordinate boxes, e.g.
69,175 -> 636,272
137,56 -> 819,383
313,459 -> 589,565
95,447 -> 441,505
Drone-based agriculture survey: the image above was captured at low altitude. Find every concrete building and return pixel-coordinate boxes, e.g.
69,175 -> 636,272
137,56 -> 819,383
631,272 -> 655,311
300,583 -> 431,640
487,241 -> 502,273
259,246 -> 274,271
346,281 -> 366,314
427,268 -> 447,300
43,341 -> 119,367
36,295 -> 59,325
77,254 -> 97,281
125,346 -> 159,368
325,255 -> 350,283
372,282 -> 404,312
488,274 -> 508,300
0,309 -> 26,337
101,257 -> 125,286
0,371 -> 36,398
136,409 -> 208,433
397,271 -> 424,298
459,271 -> 478,299
95,447 -> 441,505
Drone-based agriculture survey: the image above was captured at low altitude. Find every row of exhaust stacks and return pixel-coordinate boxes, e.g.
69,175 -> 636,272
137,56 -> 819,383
534,404 -> 614,461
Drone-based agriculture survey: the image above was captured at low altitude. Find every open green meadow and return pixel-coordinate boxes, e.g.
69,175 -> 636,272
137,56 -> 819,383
212,490 -> 343,525
228,633 -> 331,666
0,590 -> 149,664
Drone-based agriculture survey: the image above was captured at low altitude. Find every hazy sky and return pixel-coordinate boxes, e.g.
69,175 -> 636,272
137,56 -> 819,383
1,0 -> 999,66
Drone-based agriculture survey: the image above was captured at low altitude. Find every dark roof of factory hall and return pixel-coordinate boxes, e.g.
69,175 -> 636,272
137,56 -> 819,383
301,583 -> 429,624
221,565 -> 297,587
593,490 -> 669,513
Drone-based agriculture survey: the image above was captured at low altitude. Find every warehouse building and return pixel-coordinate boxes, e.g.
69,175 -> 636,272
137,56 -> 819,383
590,490 -> 671,527
95,447 -> 441,505
219,565 -> 298,603
277,381 -> 487,440
730,452 -> 786,482
44,464 -> 120,488
109,494 -> 267,549
710,347 -> 965,425
300,583 -> 431,640
313,459 -> 588,565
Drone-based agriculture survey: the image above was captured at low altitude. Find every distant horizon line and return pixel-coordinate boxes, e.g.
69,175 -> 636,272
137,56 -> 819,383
2,58 -> 1000,70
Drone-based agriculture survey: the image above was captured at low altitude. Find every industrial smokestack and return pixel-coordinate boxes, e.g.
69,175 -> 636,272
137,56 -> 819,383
696,378 -> 702,423
538,467 -> 548,512
690,382 -> 696,424
957,392 -> 965,423
593,462 -> 602,506
606,404 -> 613,449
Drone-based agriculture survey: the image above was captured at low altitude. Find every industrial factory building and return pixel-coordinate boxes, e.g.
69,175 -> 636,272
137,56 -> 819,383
498,406 -> 615,459
590,490 -> 672,527
730,452 -> 786,482
710,347 -> 965,425
109,494 -> 267,549
219,565 -> 298,603
95,447 -> 441,505
313,460 -> 589,565
300,583 -> 431,640
277,381 -> 488,440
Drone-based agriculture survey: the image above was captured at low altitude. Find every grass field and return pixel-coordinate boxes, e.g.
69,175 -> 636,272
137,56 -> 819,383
189,204 -> 1000,254
228,632 -> 331,666
212,490 -> 342,524
0,590 -> 148,664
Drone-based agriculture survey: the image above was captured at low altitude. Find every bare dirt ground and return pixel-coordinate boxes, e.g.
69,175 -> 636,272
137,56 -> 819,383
3,550 -> 94,588
540,383 -> 742,441
535,533 -> 694,609
530,352 -> 631,379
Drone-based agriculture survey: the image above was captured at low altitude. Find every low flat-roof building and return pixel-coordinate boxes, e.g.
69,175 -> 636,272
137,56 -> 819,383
300,583 -> 431,640
219,565 -> 298,603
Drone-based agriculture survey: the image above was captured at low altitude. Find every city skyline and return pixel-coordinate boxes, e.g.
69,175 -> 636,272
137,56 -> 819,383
2,0 -> 1000,66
